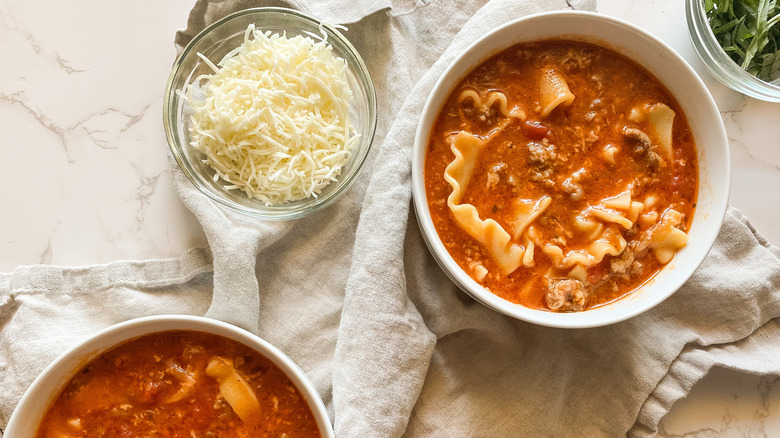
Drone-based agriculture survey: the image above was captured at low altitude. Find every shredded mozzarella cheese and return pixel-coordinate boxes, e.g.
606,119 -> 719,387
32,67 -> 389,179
184,24 -> 358,205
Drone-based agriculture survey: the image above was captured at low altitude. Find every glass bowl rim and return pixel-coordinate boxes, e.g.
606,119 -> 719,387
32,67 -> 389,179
163,7 -> 378,220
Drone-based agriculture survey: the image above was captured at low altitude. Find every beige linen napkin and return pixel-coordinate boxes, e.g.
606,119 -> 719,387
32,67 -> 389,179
3,0 -> 780,437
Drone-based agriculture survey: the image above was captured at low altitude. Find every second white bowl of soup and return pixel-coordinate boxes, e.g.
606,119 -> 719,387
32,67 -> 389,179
5,315 -> 334,437
412,11 -> 729,328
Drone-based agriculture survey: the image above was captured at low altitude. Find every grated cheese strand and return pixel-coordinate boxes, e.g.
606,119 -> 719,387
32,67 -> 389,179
184,24 -> 359,205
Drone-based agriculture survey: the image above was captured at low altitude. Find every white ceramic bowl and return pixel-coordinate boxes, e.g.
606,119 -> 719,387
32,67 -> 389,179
411,11 -> 730,328
5,315 -> 335,437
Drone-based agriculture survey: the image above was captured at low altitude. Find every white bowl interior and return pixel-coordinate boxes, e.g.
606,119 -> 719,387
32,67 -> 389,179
412,11 -> 730,328
5,315 -> 335,437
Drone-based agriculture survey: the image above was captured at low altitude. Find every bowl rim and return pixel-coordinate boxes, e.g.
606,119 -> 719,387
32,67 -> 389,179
163,7 -> 377,220
4,314 -> 335,437
685,0 -> 780,102
411,9 -> 731,328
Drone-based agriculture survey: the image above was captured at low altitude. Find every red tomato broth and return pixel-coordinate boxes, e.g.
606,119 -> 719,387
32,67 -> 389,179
35,331 -> 321,438
424,40 -> 698,311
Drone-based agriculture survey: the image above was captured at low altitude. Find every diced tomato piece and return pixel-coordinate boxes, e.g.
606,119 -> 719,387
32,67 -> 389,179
587,261 -> 608,285
524,121 -> 549,141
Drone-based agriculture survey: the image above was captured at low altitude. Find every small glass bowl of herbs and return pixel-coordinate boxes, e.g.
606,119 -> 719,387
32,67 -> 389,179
686,0 -> 780,101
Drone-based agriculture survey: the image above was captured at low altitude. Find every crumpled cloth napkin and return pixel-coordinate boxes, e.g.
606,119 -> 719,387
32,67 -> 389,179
3,0 -> 780,436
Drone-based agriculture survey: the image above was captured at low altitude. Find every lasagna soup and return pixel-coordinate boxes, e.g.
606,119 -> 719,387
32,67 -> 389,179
35,331 -> 321,437
424,40 -> 698,312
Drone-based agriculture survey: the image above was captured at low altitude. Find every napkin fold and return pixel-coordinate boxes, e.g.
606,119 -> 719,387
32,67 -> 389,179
3,1 -> 780,438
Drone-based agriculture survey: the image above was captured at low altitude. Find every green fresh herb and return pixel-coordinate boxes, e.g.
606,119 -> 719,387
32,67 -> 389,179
705,0 -> 780,81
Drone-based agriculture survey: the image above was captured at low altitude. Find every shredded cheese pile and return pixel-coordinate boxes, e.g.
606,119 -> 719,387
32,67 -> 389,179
185,24 -> 358,205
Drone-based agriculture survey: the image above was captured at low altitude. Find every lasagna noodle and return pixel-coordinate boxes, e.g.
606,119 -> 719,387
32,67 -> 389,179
458,89 -> 526,119
593,191 -> 644,229
522,238 -> 536,267
567,264 -> 588,283
541,245 -> 593,270
206,357 -> 261,423
513,196 -> 552,240
627,201 -> 644,223
539,67 -> 575,118
444,131 -> 524,275
647,209 -> 688,263
646,103 -> 676,161
541,224 -> 626,271
602,190 -> 632,210
629,102 -> 676,161
573,215 -> 605,242
588,225 -> 628,263
590,206 -> 634,230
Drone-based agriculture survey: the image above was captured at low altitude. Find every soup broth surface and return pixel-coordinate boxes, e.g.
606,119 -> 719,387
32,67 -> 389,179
425,40 -> 698,311
36,331 -> 321,438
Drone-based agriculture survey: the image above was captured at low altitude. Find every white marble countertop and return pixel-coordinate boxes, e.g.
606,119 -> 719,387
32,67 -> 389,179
1,0 -> 779,435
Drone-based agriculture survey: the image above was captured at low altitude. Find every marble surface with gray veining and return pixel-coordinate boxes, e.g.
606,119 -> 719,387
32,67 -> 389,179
1,0 -> 779,435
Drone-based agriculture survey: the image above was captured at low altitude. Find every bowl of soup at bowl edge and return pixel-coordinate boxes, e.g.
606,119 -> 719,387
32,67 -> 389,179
5,315 -> 334,437
411,10 -> 730,328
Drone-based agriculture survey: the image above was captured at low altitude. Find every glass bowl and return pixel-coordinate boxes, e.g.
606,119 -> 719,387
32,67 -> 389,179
686,0 -> 780,102
164,8 -> 377,220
